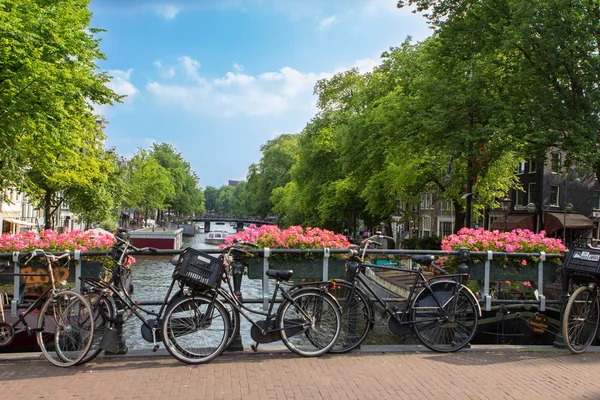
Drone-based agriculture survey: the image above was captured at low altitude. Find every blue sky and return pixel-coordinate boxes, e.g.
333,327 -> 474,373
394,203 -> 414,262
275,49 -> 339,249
90,0 -> 431,188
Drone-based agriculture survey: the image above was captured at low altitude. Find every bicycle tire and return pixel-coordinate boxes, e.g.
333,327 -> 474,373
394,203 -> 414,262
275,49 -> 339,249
0,322 -> 14,347
37,290 -> 95,367
563,285 -> 599,354
328,281 -> 373,353
77,292 -> 117,365
411,281 -> 478,352
278,288 -> 341,357
162,294 -> 230,364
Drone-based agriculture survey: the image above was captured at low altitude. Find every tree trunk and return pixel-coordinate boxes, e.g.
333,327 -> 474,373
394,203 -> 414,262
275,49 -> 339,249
453,199 -> 466,233
43,191 -> 53,230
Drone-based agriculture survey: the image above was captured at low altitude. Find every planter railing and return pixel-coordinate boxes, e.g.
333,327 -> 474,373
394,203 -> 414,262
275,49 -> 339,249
0,248 -> 564,316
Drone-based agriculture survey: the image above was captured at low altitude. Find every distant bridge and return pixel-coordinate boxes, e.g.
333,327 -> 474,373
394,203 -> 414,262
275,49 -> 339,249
189,215 -> 276,232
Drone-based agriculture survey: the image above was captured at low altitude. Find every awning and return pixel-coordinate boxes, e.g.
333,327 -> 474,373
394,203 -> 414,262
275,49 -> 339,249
544,212 -> 593,234
489,214 -> 535,231
2,217 -> 37,227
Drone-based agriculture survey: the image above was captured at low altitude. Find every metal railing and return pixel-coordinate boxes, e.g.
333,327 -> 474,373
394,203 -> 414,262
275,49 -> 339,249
0,248 -> 564,315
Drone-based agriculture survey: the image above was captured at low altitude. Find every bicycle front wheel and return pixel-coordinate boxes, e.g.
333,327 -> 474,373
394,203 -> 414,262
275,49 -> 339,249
78,292 -> 117,365
37,290 -> 95,367
162,295 -> 230,364
328,281 -> 373,353
563,285 -> 600,354
278,289 -> 341,357
411,282 -> 478,352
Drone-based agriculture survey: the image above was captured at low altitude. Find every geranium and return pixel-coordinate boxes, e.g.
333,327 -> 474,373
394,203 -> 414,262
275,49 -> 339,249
442,228 -> 566,260
0,229 -> 116,253
223,224 -> 350,260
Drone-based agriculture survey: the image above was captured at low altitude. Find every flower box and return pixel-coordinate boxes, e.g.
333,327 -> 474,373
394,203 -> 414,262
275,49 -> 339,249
246,257 -> 347,280
469,260 -> 558,282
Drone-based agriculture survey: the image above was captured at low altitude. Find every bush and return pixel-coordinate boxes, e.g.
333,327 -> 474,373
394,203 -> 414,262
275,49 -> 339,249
401,236 -> 442,250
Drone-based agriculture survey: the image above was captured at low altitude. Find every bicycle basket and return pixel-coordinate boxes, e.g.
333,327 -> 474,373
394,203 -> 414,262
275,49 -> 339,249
563,247 -> 600,277
172,248 -> 223,289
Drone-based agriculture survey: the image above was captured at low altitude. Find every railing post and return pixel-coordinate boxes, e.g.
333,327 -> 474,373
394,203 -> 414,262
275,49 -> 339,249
263,247 -> 270,311
538,251 -> 546,311
11,252 -> 19,316
228,254 -> 245,351
484,250 -> 492,311
323,248 -> 330,281
74,250 -> 82,293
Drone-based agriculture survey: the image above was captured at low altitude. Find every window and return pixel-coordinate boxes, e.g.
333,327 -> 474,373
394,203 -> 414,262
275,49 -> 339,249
528,183 -> 537,205
440,221 -> 452,237
421,193 -> 433,210
550,185 -> 560,206
594,191 -> 600,209
515,188 -> 526,207
422,216 -> 431,237
517,161 -> 526,174
551,152 -> 562,173
529,157 -> 538,173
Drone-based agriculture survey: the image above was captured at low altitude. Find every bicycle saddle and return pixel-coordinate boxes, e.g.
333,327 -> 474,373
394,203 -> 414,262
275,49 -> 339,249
266,269 -> 294,281
411,255 -> 434,267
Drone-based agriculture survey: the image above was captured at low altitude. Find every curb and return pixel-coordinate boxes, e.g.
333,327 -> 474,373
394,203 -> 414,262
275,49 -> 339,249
2,344 -> 598,362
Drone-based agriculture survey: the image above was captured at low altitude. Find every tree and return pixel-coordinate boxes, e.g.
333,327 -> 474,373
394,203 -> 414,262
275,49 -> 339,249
0,0 -> 121,202
204,186 -> 219,213
124,149 -> 174,220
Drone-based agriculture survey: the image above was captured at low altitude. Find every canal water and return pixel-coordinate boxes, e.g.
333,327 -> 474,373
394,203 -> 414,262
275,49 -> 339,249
121,232 -> 409,350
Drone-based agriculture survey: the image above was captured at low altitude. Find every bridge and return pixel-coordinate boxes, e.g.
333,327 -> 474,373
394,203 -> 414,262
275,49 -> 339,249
190,214 -> 276,232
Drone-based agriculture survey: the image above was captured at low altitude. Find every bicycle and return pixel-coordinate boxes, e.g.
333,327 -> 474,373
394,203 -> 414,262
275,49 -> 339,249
561,245 -> 600,353
79,228 -> 175,364
162,240 -> 342,364
325,234 -> 480,353
0,249 -> 95,367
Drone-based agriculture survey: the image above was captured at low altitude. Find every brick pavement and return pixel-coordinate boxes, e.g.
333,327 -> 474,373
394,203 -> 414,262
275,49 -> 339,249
2,349 -> 600,400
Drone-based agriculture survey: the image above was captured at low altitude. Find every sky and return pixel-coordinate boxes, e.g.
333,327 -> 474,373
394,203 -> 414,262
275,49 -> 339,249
89,0 -> 432,188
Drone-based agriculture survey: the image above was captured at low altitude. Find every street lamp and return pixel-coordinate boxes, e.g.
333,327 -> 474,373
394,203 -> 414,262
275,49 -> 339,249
501,196 -> 512,232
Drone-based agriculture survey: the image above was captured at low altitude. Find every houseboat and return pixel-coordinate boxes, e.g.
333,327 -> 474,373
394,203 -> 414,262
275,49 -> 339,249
205,230 -> 230,245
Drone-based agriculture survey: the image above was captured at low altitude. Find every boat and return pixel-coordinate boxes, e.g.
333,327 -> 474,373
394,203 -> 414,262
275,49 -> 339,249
205,230 -> 231,245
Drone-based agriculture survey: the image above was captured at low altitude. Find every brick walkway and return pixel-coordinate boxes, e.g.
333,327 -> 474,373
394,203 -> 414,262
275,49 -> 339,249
2,349 -> 600,399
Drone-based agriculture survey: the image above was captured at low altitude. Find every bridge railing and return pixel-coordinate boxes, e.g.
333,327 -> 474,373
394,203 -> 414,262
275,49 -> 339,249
0,248 -> 564,315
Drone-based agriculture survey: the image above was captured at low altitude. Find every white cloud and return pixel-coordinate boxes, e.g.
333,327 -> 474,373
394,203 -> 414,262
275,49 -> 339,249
233,63 -> 244,72
147,62 -> 333,117
153,4 -> 180,20
153,60 -> 175,78
106,68 -> 138,99
178,56 -> 203,83
318,15 -> 336,29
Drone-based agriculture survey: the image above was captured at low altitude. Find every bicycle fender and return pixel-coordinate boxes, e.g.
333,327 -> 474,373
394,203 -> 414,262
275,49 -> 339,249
414,280 -> 481,317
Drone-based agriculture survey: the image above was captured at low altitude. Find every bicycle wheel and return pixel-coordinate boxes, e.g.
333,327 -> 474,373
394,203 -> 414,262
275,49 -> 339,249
37,290 -> 95,367
278,289 -> 341,357
0,322 -> 14,347
221,298 -> 240,350
162,295 -> 230,364
411,281 -> 478,352
77,292 -> 117,365
328,281 -> 373,353
563,285 -> 599,354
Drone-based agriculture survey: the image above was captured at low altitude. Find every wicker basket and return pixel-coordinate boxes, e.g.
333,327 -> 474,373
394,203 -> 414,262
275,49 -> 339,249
172,248 -> 224,289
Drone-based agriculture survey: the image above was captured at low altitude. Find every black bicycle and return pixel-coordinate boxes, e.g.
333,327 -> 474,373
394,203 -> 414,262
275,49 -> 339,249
0,249 -> 95,367
326,235 -> 480,353
162,240 -> 342,364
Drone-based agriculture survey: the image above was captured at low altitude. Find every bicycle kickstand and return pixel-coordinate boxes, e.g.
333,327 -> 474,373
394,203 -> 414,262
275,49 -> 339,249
250,342 -> 259,353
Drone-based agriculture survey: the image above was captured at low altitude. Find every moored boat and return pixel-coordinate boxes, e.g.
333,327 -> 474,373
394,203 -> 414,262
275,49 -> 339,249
205,230 -> 230,245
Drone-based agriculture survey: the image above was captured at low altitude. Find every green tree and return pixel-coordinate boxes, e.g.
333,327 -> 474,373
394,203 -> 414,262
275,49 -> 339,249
0,0 -> 120,201
125,149 -> 174,220
204,186 -> 219,213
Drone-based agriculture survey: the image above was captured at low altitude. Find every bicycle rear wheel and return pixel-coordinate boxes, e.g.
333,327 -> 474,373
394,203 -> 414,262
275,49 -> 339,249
162,295 -> 230,364
411,282 -> 478,352
563,285 -> 599,354
37,290 -> 95,367
328,281 -> 373,353
278,289 -> 341,357
78,292 -> 117,365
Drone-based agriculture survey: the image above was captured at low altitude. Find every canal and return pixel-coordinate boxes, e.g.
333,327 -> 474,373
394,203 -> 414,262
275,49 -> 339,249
122,232 -> 410,350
